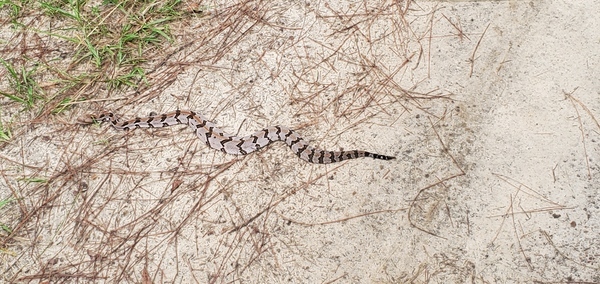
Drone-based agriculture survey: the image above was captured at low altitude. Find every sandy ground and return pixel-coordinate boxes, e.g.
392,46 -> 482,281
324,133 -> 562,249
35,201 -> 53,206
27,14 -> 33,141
1,0 -> 598,283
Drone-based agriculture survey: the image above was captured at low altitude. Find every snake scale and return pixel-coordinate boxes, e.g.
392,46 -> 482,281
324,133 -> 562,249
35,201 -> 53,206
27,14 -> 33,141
83,110 -> 396,164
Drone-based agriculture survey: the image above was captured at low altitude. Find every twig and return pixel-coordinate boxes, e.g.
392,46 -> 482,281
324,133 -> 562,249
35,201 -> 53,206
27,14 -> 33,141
469,23 -> 490,77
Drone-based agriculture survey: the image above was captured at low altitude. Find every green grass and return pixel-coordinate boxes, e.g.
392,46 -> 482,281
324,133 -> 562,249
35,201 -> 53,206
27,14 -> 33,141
17,177 -> 48,184
0,0 -> 201,145
41,0 -> 85,22
106,65 -> 146,89
0,119 -> 11,142
51,96 -> 84,114
0,198 -> 15,234
36,0 -> 181,75
0,0 -> 187,113
0,0 -> 26,22
0,58 -> 43,110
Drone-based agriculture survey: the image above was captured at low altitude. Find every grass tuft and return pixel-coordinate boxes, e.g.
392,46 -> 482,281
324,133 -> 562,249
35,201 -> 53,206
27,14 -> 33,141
17,177 -> 48,184
0,0 -> 187,115
0,0 -> 26,22
0,198 -> 14,234
0,119 -> 11,142
40,0 -> 85,22
0,59 -> 43,110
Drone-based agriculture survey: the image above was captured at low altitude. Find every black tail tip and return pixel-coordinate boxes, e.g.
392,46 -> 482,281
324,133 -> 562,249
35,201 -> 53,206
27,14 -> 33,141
366,152 -> 396,161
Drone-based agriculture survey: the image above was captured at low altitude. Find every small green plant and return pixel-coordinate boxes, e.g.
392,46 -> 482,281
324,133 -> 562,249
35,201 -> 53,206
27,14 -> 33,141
2,0 -> 190,115
40,0 -> 85,22
37,0 -> 183,90
106,66 -> 146,89
17,177 -> 48,184
0,198 -> 14,234
0,120 -> 11,142
0,0 -> 24,21
51,97 -> 78,114
0,59 -> 43,110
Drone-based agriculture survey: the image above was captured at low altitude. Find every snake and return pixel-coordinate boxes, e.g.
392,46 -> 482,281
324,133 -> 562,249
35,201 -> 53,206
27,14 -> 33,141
81,110 -> 396,164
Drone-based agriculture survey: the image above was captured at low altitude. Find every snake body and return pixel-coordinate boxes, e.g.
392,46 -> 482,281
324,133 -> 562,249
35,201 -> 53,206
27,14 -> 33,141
88,110 -> 395,164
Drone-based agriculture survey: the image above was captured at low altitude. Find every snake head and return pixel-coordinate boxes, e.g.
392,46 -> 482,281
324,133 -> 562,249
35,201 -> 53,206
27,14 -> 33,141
77,114 -> 99,125
77,113 -> 117,125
